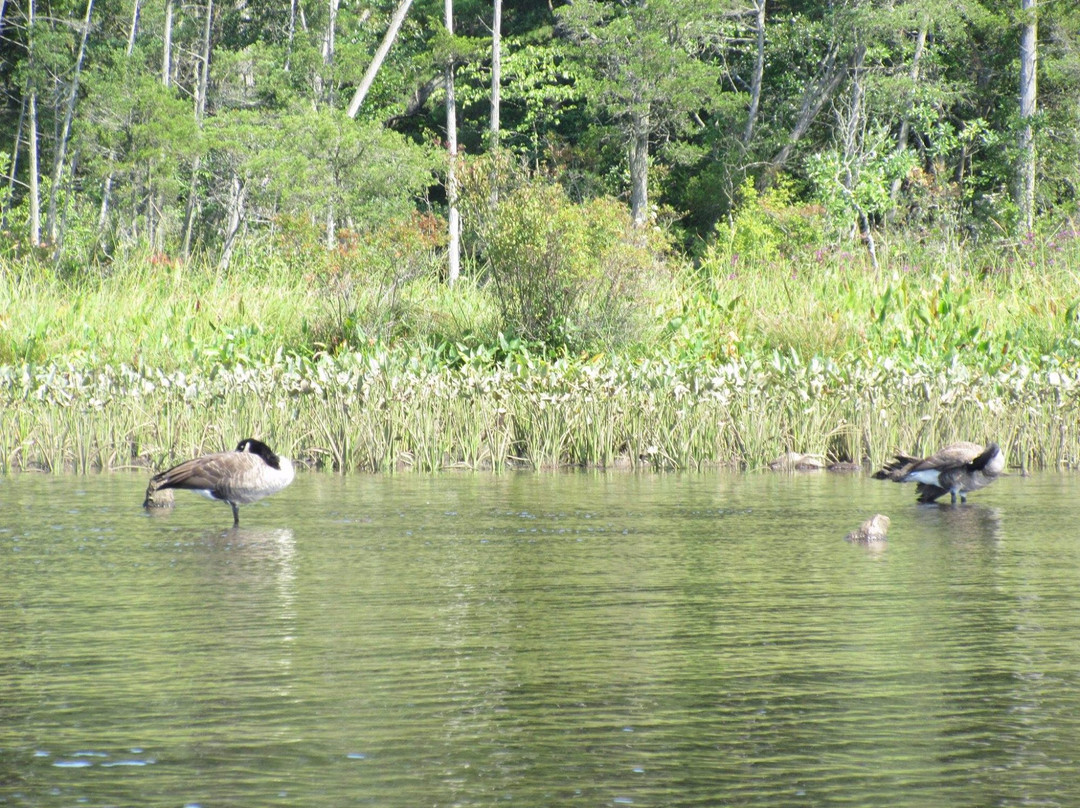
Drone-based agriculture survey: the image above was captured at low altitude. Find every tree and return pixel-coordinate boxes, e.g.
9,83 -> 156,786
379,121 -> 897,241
557,0 -> 726,227
45,0 -> 94,250
346,0 -> 415,118
1017,0 -> 1037,232
743,0 -> 766,145
490,0 -> 502,147
445,0 -> 461,284
182,0 -> 214,259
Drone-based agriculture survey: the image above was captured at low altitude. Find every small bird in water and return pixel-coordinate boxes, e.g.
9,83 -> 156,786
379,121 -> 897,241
143,438 -> 295,525
872,441 -> 1004,504
845,514 -> 890,544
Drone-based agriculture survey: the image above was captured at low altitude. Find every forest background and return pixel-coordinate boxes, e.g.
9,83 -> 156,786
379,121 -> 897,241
1,0 -> 1080,473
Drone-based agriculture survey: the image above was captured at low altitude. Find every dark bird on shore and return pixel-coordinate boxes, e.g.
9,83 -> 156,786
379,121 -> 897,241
143,439 -> 295,525
872,442 -> 1004,504
845,514 -> 890,544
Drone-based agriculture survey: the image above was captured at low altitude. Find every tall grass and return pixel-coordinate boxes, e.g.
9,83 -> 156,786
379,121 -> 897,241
678,222 -> 1080,366
1,351 -> 1077,474
2,223 -> 1079,475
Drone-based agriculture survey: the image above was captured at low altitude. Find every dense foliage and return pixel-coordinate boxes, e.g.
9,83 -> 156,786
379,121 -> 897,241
4,1 -> 1078,247
1,0 -> 1079,362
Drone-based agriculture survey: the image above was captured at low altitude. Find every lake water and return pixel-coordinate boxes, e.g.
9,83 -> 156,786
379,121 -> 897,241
2,469 -> 1080,807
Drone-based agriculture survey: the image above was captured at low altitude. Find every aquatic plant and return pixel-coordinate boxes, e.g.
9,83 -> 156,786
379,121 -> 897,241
1,350 -> 1077,474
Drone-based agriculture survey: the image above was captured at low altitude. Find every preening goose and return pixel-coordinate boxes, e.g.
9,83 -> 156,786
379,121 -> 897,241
872,442 -> 1004,504
144,439 -> 295,525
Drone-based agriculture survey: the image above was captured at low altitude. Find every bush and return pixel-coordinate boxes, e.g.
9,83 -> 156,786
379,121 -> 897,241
703,178 -> 824,272
477,180 -> 670,351
276,212 -> 447,351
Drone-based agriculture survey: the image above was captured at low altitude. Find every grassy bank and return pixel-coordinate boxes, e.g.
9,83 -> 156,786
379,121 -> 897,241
3,232 -> 1080,370
2,225 -> 1079,474
2,350 -> 1078,474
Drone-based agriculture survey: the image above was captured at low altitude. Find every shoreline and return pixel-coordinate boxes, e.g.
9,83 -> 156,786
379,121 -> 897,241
3,353 -> 1077,474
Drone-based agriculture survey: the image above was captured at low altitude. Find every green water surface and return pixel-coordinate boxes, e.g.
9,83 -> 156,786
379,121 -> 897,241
1,470 -> 1079,807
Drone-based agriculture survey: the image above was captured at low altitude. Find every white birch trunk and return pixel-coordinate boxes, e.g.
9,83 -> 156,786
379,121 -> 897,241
629,106 -> 649,228
346,0 -> 415,118
28,92 -> 41,246
743,0 -> 765,144
162,0 -> 173,87
764,40 -> 844,184
1017,0 -> 1037,232
445,0 -> 460,285
316,0 -> 339,106
126,0 -> 140,55
26,0 -> 40,246
98,167 -> 113,230
321,0 -> 339,246
182,0 -> 213,257
47,0 -> 94,246
218,174 -> 247,270
490,0 -> 501,145
285,0 -> 297,70
2,93 -> 25,229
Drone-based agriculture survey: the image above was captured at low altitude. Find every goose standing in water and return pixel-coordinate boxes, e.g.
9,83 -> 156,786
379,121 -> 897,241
873,442 -> 1004,504
144,439 -> 295,525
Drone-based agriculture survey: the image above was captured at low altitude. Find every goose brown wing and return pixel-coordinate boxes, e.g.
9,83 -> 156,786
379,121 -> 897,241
872,453 -> 919,481
910,442 -> 984,473
151,451 -> 257,495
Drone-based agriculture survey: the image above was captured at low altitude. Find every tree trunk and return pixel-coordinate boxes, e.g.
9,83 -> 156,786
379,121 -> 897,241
1017,0 -> 1037,233
316,0 -> 339,107
840,44 -> 878,270
320,0 -> 339,246
284,0 -> 297,70
47,0 -> 94,248
162,0 -> 173,87
490,0 -> 502,146
126,0 -> 140,55
182,0 -> 213,258
2,94 -> 25,230
889,17 -> 927,204
218,174 -> 246,270
445,0 -> 460,285
629,105 -> 649,228
743,0 -> 766,144
762,39 -> 845,187
98,164 -> 113,230
26,0 -> 40,246
346,0 -> 414,118
28,92 -> 41,246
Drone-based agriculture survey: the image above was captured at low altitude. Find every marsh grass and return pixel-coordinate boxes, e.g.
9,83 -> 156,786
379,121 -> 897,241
2,352 -> 1078,475
2,225 -> 1079,475
682,224 -> 1080,366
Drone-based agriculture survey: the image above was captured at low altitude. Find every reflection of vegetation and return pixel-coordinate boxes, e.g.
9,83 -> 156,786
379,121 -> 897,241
2,348 -> 1077,474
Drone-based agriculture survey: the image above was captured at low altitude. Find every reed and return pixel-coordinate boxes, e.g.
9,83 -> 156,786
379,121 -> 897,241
2,352 -> 1077,474
2,225 -> 1078,474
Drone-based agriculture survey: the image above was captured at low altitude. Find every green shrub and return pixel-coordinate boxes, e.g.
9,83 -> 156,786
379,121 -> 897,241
479,180 -> 670,351
703,178 -> 824,273
276,212 -> 448,351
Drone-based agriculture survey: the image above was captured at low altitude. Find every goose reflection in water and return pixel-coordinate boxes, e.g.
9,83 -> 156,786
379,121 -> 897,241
916,503 -> 1004,546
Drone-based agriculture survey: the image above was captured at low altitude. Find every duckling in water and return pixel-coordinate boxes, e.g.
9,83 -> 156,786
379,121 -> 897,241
873,442 -> 1004,504
845,514 -> 890,544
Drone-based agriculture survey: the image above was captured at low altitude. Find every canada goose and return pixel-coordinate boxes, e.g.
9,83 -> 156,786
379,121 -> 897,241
872,442 -> 1004,503
845,514 -> 890,544
143,438 -> 295,525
